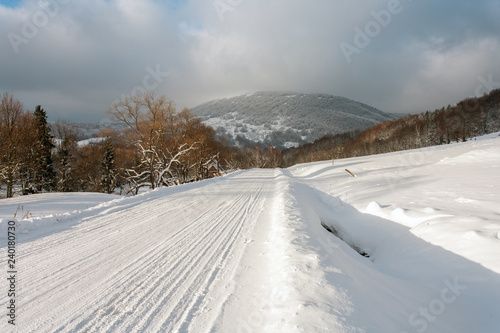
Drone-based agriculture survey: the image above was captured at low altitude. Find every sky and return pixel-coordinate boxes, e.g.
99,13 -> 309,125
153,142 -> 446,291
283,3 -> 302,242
1,0 -> 499,121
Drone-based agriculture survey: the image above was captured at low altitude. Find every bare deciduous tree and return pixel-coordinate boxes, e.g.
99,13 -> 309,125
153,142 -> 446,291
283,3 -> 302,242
109,92 -> 199,193
0,93 -> 28,197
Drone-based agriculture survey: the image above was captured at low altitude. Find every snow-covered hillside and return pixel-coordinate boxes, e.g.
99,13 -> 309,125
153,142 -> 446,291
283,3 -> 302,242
1,134 -> 499,332
50,121 -> 127,140
191,91 -> 395,148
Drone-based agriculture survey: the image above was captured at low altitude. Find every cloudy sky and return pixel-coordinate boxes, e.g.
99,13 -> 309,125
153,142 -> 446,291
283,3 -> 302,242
1,0 -> 499,121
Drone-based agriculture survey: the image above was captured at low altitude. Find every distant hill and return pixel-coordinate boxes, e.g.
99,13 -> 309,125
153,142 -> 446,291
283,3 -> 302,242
50,121 -> 127,140
190,91 -> 396,148
282,89 -> 500,166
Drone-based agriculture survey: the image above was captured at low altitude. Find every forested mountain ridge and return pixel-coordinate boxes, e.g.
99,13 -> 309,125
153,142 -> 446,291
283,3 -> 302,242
282,89 -> 500,166
190,91 -> 396,148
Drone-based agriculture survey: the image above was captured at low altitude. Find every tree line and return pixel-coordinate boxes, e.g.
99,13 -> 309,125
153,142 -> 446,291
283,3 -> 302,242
0,91 -> 129,198
0,92 -> 264,198
0,93 -> 56,198
282,89 -> 500,166
5,89 -> 496,198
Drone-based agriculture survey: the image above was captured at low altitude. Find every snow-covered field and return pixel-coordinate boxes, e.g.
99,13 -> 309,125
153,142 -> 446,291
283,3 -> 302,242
1,134 -> 499,332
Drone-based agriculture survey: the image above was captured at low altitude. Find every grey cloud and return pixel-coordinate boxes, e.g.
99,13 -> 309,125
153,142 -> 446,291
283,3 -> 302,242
0,0 -> 499,121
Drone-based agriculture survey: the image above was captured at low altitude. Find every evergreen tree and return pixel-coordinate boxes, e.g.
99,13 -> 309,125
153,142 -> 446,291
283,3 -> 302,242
53,120 -> 79,192
100,138 -> 117,194
33,105 -> 55,192
56,141 -> 74,192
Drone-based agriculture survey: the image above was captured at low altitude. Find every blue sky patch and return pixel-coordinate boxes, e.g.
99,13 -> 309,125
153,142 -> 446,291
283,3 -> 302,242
167,0 -> 187,11
0,0 -> 21,8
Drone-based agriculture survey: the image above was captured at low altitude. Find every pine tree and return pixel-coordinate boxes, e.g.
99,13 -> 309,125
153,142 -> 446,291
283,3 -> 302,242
56,142 -> 73,192
53,120 -> 79,192
33,105 -> 55,192
100,138 -> 117,194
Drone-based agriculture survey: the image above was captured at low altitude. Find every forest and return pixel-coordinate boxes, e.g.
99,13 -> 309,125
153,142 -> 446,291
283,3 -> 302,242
0,92 -> 286,198
282,89 -> 500,166
1,89 -> 499,198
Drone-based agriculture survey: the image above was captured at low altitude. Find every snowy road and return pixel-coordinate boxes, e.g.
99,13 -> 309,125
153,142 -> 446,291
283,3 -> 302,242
1,135 -> 500,332
4,170 -> 281,332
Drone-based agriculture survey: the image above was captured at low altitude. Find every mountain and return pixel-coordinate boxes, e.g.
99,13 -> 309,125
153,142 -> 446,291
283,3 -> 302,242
50,121 -> 127,140
282,89 -> 500,166
190,91 -> 396,148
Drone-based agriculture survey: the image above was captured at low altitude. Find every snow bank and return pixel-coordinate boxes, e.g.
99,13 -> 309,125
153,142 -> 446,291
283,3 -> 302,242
286,134 -> 500,332
0,193 -> 121,240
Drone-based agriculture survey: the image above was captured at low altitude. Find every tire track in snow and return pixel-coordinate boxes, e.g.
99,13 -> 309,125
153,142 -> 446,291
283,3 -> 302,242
107,190 -> 252,331
130,179 -> 267,332
167,180 -> 267,333
69,196 -> 229,332
57,192 -> 243,332
9,169 -> 275,333
14,198 -> 203,331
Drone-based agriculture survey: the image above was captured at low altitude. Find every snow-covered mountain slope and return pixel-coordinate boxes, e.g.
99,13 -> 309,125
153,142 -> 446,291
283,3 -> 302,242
1,134 -> 499,332
50,121 -> 127,140
191,91 -> 395,148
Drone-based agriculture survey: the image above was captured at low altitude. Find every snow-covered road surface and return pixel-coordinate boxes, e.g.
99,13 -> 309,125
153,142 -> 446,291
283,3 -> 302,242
1,134 -> 500,332
2,170 -> 285,332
